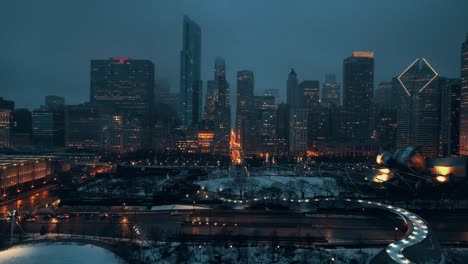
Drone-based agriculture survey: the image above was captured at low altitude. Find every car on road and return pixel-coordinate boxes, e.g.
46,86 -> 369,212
170,211 -> 181,216
56,214 -> 69,219
99,213 -> 109,218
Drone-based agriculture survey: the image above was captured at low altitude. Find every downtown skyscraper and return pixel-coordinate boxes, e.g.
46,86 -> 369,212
90,58 -> 154,119
179,15 -> 202,127
287,68 -> 301,108
203,57 -> 231,156
394,58 -> 440,157
90,58 -> 154,152
460,34 -> 468,155
322,74 -> 341,107
343,51 -> 375,140
236,70 -> 255,155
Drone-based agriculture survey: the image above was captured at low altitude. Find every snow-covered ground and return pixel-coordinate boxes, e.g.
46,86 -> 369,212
0,243 -> 124,264
197,176 -> 339,198
150,204 -> 209,211
78,176 -> 170,197
141,243 -> 381,264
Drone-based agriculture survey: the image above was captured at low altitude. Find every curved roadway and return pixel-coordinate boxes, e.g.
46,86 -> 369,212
221,197 -> 442,264
355,199 -> 435,264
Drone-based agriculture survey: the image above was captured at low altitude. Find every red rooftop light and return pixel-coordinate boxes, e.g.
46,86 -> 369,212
113,57 -> 129,61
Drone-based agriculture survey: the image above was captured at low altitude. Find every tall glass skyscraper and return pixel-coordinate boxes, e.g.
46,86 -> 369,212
90,58 -> 154,120
459,34 -> 468,155
343,51 -> 374,140
286,68 -> 301,108
236,70 -> 254,153
202,57 -> 231,155
395,58 -> 440,157
179,15 -> 202,127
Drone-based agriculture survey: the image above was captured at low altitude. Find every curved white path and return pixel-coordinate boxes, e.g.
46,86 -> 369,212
219,196 -> 436,264
355,199 -> 429,264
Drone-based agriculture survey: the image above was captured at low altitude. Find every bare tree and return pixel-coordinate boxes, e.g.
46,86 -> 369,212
229,176 -> 249,199
295,179 -> 310,199
284,181 -> 298,206
245,178 -> 260,199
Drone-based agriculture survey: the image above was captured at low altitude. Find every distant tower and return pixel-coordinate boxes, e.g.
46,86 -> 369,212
287,69 -> 301,108
300,80 -> 320,109
374,82 -> 393,111
203,57 -> 230,155
343,51 -> 375,140
90,58 -> 154,120
90,58 -> 154,152
394,58 -> 440,157
459,34 -> 468,155
45,95 -> 65,110
289,108 -> 308,157
236,70 -> 254,154
179,15 -> 202,127
322,74 -> 341,107
439,78 -> 461,156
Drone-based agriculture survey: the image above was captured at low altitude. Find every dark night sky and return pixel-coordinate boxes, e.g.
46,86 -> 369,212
1,0 -> 467,109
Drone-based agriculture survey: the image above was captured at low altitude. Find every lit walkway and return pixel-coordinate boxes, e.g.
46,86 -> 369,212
355,200 -> 433,264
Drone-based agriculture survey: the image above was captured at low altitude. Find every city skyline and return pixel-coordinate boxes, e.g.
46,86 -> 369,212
1,1 -> 467,109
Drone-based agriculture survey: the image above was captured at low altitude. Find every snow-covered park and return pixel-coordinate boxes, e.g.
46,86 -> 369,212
197,176 -> 339,199
141,243 -> 381,264
0,243 -> 124,264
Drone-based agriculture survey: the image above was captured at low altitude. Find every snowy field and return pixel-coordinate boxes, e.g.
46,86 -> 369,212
0,243 -> 124,264
141,243 -> 381,264
197,176 -> 339,198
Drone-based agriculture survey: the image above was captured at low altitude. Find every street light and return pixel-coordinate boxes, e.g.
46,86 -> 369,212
394,227 -> 399,241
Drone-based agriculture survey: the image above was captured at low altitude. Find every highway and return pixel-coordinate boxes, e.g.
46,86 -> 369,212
0,186 -> 59,216
1,208 -> 467,246
0,185 -> 467,248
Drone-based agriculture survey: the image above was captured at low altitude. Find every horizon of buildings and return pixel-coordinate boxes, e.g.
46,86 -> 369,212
0,16 -> 466,160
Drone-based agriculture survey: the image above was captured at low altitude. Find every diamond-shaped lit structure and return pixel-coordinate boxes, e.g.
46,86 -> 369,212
395,58 -> 440,157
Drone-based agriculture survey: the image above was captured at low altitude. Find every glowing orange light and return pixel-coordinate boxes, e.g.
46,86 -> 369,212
435,175 -> 448,183
433,166 -> 452,176
379,168 -> 390,174
230,129 -> 242,164
376,154 -> 383,165
373,173 -> 391,183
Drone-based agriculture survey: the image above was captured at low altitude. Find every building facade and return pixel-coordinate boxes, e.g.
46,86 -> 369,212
45,95 -> 65,110
32,108 -> 65,147
65,104 -> 101,150
179,15 -> 202,127
289,108 -> 309,157
301,80 -> 320,109
440,78 -> 461,156
322,74 -> 341,107
287,68 -> 302,108
10,109 -> 32,146
343,51 -> 375,140
236,70 -> 255,154
90,58 -> 154,120
395,58 -> 441,157
460,34 -> 468,155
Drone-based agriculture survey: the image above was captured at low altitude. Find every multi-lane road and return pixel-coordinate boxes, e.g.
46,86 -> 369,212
1,187 -> 468,246
2,207 -> 468,246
